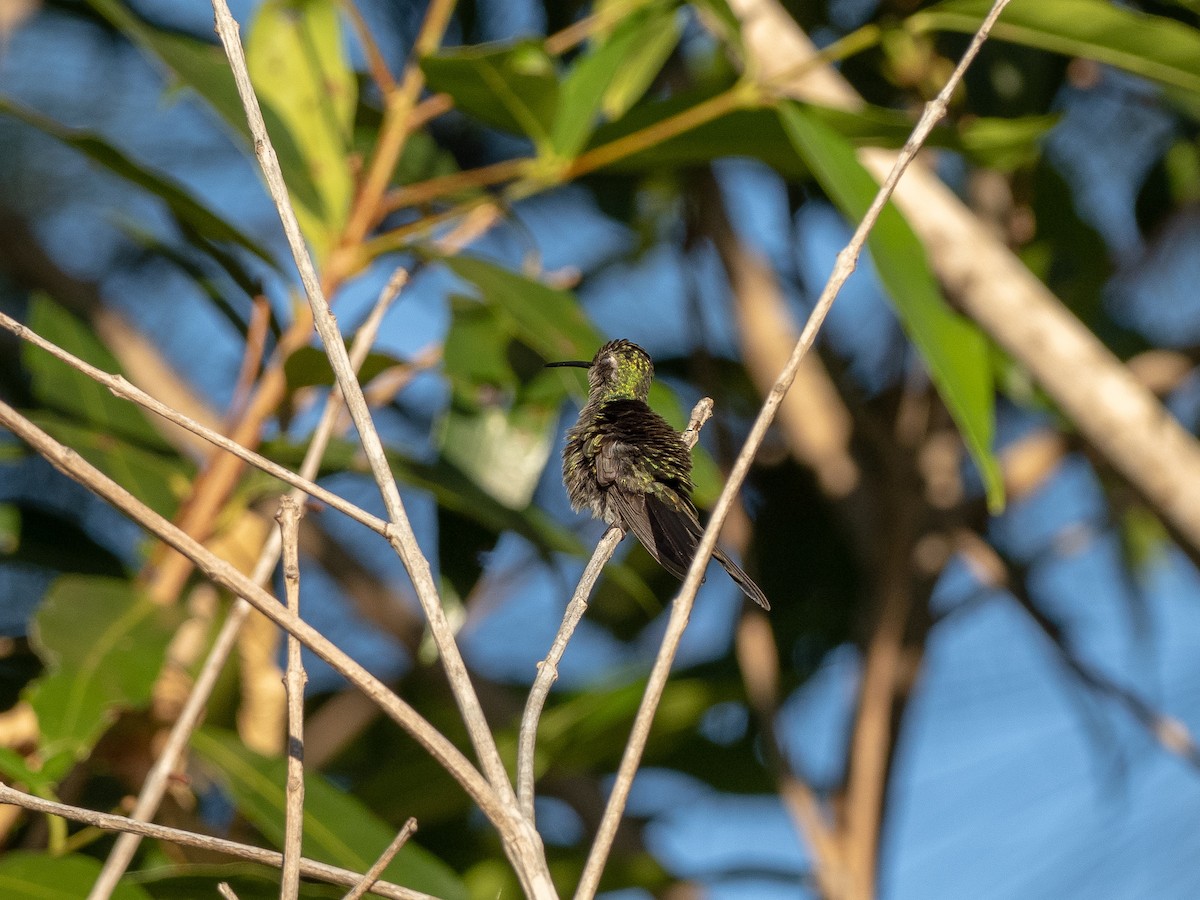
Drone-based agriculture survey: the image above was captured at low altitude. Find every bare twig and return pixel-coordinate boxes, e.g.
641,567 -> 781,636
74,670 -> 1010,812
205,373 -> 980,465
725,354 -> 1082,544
342,818 -> 419,900
209,0 -> 518,811
210,10 -> 555,892
218,883 -> 241,900
573,2 -> 1013,896
0,400 -> 504,826
0,784 -> 439,900
0,310 -> 389,539
87,273 -> 406,900
278,496 -> 307,900
516,399 -> 714,821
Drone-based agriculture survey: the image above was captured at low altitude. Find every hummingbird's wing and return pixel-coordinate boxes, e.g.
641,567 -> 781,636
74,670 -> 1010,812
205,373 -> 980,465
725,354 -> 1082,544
606,481 -> 703,583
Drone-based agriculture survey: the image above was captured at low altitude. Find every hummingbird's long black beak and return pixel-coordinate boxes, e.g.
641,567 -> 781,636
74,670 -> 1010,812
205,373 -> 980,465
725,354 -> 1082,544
545,360 -> 591,369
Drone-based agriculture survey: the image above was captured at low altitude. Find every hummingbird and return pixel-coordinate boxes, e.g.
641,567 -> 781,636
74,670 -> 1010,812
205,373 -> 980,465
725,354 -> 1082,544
548,339 -> 770,610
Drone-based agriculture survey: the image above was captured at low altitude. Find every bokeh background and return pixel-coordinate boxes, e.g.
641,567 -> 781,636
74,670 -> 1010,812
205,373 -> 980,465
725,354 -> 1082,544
2,0 -> 1200,898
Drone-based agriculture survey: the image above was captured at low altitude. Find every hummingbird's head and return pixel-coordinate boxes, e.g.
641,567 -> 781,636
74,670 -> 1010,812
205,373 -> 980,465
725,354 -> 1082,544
547,339 -> 654,402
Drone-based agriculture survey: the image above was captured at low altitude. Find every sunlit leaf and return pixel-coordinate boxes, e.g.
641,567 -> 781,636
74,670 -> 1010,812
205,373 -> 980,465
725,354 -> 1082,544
247,0 -> 356,262
552,3 -> 682,158
0,853 -> 152,900
778,102 -> 1004,510
191,729 -> 468,900
421,40 -> 560,151
911,0 -> 1200,94
83,0 -> 322,228
25,577 -> 182,783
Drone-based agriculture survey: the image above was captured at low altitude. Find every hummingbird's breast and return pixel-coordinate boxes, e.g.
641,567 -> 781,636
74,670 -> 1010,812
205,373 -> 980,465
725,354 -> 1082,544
560,398 -> 694,526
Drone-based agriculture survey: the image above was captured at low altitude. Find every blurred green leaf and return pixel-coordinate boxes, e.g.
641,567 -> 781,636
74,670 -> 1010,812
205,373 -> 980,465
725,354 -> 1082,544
0,503 -> 17,555
247,0 -> 356,262
911,0 -> 1200,94
23,295 -> 174,454
421,40 -> 560,151
117,221 -> 261,341
85,0 -> 244,124
283,345 -> 406,391
191,728 -> 468,900
778,102 -> 1003,510
585,83 -> 1054,175
0,502 -> 126,577
28,414 -> 187,519
552,3 -> 682,158
534,678 -> 714,775
133,862 -> 342,899
953,112 -> 1059,170
84,0 -> 321,228
25,576 -> 182,783
0,98 -> 273,263
0,852 -> 152,900
601,10 -> 681,120
440,297 -> 560,509
440,256 -> 599,360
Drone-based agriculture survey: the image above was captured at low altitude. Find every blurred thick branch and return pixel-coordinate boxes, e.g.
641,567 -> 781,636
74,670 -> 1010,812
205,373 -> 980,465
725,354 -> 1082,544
730,0 -> 1200,555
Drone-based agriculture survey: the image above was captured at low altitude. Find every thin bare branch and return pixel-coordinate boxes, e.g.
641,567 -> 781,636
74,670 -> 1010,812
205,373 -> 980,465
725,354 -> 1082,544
0,399 -> 504,826
218,884 -> 241,900
278,496 -> 307,900
208,0 -> 519,815
87,273 -> 407,900
516,399 -> 714,821
0,784 -> 439,900
342,818 -> 419,900
573,2 -> 1013,896
0,310 -> 389,539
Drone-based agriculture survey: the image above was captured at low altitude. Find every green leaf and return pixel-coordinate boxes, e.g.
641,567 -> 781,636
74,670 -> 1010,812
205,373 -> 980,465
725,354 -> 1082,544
23,295 -> 175,454
25,577 -> 182,783
247,0 -> 356,262
283,345 -> 406,390
421,40 -> 560,151
28,414 -> 187,519
85,0 -> 245,126
440,256 -> 600,360
0,98 -> 273,263
83,0 -> 322,232
0,503 -> 17,555
551,4 -> 682,158
440,298 -> 561,509
191,729 -> 468,900
778,102 -> 1004,510
132,862 -> 342,899
0,852 -> 152,900
600,8 -> 682,120
910,0 -> 1200,94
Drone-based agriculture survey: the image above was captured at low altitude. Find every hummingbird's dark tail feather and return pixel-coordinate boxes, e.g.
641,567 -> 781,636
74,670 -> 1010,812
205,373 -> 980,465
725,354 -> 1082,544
612,489 -> 771,611
712,547 -> 771,611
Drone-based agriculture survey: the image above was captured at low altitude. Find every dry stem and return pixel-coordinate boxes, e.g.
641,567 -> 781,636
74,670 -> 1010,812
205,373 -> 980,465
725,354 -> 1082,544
516,399 -> 714,822
0,784 -> 438,900
86,272 -> 406,900
278,496 -> 307,899
572,2 -> 1013,896
342,818 -> 419,900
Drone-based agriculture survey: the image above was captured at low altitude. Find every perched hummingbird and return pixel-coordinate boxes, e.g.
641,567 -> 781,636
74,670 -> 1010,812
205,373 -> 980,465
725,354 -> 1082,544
548,339 -> 770,610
